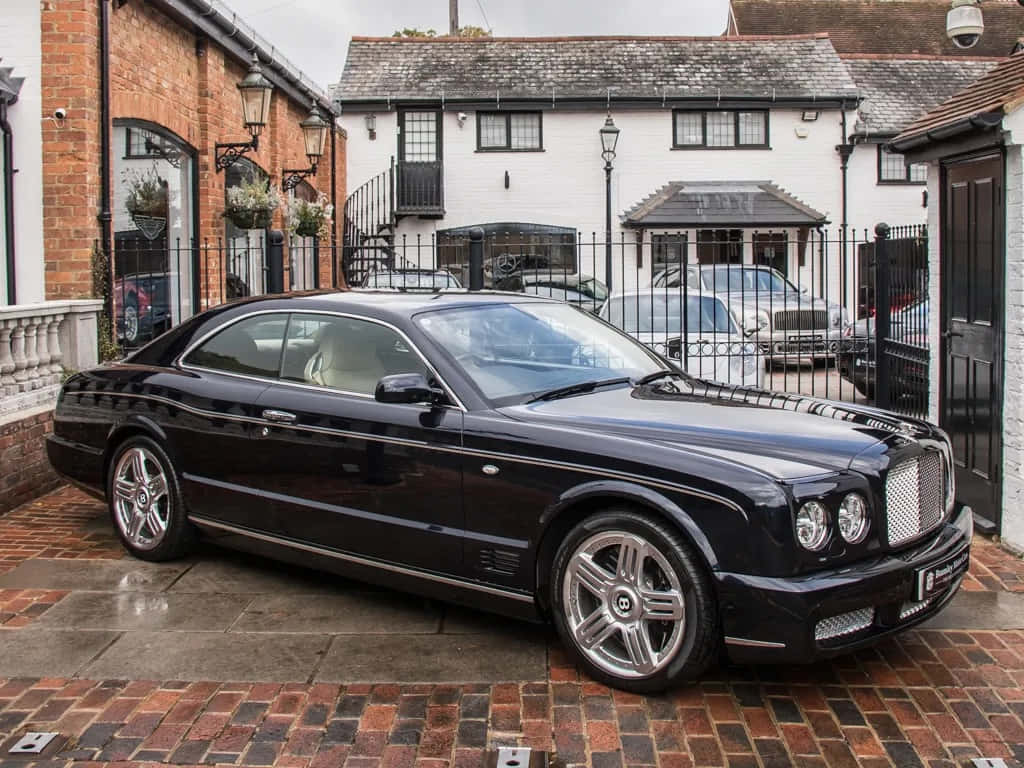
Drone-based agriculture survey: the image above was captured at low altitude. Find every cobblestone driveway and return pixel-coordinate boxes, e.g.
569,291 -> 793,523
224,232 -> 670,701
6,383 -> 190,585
0,487 -> 1022,767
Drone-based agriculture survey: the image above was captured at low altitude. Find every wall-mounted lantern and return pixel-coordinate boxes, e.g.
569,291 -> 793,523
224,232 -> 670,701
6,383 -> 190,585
283,103 -> 331,191
365,113 -> 377,141
215,52 -> 274,172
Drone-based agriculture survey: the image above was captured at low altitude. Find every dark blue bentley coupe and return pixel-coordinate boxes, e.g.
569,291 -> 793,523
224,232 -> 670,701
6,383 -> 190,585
47,290 -> 972,692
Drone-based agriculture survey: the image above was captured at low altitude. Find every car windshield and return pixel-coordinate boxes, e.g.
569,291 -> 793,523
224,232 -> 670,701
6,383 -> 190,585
702,266 -> 798,294
416,302 -> 666,405
602,294 -> 738,335
365,272 -> 459,289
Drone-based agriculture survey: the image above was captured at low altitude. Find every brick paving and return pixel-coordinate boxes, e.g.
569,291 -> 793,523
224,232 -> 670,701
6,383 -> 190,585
0,487 -> 1021,766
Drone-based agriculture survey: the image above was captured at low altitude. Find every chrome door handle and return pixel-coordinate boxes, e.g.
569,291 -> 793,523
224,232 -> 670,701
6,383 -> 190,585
261,409 -> 297,424
942,330 -> 964,339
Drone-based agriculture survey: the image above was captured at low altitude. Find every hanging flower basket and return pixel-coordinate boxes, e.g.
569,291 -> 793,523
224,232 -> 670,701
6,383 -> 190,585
123,166 -> 168,240
224,176 -> 281,231
286,193 -> 334,239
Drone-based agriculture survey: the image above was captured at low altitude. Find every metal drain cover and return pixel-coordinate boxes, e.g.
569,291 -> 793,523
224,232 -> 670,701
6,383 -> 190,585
9,732 -> 59,755
484,747 -> 554,768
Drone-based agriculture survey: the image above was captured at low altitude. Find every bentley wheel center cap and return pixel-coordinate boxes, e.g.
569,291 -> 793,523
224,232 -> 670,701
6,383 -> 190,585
611,588 -> 638,619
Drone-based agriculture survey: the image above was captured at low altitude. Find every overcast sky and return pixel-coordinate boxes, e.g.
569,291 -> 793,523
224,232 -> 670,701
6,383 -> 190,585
224,0 -> 732,90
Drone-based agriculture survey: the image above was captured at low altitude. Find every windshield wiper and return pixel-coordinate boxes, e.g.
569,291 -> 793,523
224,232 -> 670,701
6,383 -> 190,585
526,377 -> 631,403
633,370 -> 682,386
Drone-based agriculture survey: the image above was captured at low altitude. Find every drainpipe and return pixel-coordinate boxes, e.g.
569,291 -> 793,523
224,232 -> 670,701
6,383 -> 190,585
1,101 -> 15,304
836,108 -> 855,312
98,0 -> 113,318
329,121 -> 338,287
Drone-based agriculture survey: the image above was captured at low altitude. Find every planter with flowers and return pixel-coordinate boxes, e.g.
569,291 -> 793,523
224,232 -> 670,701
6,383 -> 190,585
123,166 -> 168,240
224,176 -> 281,230
286,193 -> 334,238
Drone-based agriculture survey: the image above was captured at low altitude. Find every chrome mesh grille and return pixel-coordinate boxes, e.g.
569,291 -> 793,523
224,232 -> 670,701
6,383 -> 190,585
886,452 -> 945,547
773,309 -> 829,331
814,607 -> 875,641
899,597 -> 933,620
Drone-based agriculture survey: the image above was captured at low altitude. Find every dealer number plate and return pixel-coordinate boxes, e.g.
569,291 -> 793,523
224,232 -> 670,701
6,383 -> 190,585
914,546 -> 970,601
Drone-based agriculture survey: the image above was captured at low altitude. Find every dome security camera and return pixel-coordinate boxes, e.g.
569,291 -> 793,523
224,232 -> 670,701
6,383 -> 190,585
53,108 -> 67,120
947,0 -> 984,49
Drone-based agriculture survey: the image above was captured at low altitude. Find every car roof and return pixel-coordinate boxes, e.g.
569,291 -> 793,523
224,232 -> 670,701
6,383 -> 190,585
606,290 -> 723,300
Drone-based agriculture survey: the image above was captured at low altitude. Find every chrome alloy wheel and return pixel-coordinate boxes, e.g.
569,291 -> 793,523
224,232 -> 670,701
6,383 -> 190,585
562,531 -> 686,679
112,446 -> 170,550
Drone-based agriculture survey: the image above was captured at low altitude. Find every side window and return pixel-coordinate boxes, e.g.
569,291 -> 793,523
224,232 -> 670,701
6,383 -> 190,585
281,313 -> 429,396
183,313 -> 288,378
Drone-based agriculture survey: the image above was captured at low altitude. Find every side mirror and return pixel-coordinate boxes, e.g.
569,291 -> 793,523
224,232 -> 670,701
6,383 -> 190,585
374,373 -> 446,405
743,325 -> 758,337
800,286 -> 810,295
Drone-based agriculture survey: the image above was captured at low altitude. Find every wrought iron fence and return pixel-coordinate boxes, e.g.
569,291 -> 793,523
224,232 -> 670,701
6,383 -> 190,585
105,223 -> 931,421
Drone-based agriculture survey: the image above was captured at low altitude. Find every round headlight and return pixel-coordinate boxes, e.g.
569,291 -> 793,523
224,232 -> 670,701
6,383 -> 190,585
838,493 -> 869,543
796,501 -> 829,551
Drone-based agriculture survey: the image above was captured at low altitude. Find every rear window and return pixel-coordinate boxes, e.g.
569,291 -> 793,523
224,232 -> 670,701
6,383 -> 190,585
183,313 -> 289,378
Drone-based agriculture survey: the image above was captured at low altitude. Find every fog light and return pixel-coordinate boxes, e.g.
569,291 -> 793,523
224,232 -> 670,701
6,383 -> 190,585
838,493 -> 869,543
815,607 -> 875,641
796,501 -> 829,551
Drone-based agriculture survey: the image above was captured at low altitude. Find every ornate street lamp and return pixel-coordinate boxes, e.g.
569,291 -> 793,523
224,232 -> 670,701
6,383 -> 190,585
215,52 -> 274,172
599,114 -> 620,290
283,103 -> 331,191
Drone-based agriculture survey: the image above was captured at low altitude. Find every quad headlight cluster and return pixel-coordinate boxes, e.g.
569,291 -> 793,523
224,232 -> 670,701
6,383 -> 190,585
796,493 -> 870,551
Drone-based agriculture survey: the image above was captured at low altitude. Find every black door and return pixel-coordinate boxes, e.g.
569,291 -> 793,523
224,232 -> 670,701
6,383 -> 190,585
942,153 -> 1004,531
253,312 -> 465,573
397,110 -> 443,213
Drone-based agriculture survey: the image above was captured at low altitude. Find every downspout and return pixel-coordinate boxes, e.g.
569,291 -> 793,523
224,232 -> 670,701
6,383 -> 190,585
98,0 -> 113,318
330,121 -> 338,287
1,101 -> 15,304
836,108 -> 855,315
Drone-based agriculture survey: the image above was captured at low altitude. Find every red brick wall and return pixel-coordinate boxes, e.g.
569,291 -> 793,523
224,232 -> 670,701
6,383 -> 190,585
40,0 -> 347,300
0,410 -> 60,516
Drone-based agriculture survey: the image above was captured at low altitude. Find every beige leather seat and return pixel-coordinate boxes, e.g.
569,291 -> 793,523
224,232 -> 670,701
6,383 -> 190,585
304,321 -> 390,395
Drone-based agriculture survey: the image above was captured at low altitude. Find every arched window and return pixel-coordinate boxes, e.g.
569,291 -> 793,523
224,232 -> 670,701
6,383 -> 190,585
112,120 -> 197,348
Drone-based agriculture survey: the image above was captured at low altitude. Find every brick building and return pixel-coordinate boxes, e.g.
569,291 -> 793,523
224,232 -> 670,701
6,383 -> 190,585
1,0 -> 346,513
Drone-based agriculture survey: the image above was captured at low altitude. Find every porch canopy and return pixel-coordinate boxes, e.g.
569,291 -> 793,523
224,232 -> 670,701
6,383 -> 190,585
622,181 -> 828,229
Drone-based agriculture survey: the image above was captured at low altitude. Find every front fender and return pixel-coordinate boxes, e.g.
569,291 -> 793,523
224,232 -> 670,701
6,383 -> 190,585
539,479 -> 720,571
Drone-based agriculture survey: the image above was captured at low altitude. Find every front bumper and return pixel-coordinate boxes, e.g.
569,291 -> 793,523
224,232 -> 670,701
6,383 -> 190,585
754,328 -> 845,358
717,505 -> 973,664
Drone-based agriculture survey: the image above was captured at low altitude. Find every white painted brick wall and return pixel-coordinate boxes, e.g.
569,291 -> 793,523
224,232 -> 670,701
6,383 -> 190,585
0,0 -> 45,304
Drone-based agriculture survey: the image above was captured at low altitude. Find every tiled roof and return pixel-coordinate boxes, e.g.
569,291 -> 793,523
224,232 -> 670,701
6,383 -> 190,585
844,56 -> 1000,136
893,51 -> 1024,147
622,181 -> 829,228
732,0 -> 1023,57
334,35 -> 859,104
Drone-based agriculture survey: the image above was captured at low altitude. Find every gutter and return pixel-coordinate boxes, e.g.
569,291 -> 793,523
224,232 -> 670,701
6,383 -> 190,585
0,101 -> 14,304
151,0 -> 335,115
888,111 -> 1004,153
335,95 -> 861,113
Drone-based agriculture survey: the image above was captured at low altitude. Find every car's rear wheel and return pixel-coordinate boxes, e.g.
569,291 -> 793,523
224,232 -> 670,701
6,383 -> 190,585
550,509 -> 717,693
107,436 -> 193,561
123,296 -> 139,344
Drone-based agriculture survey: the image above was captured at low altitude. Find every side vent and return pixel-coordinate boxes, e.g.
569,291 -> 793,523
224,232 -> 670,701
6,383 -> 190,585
478,548 -> 521,577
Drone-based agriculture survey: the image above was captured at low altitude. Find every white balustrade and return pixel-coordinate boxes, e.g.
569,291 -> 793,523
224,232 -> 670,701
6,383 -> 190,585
0,300 -> 103,418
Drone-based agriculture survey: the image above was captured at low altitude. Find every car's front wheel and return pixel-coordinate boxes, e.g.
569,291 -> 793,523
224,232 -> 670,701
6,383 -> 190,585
550,509 -> 718,693
107,436 -> 193,561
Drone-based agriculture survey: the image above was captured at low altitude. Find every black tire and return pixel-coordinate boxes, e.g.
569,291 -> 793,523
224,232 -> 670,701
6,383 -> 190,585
549,508 -> 718,693
106,435 -> 193,561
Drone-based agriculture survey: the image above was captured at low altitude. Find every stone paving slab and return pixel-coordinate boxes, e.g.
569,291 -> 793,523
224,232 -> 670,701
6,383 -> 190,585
315,632 -> 549,683
231,591 -> 442,634
922,589 -> 1024,630
0,629 -> 119,677
36,591 -> 249,632
81,631 -> 331,682
0,557 -> 189,592
168,555 -> 351,595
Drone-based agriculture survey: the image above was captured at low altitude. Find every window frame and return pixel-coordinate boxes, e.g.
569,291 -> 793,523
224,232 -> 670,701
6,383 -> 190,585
672,109 -> 770,150
476,111 -> 544,152
177,309 -> 467,410
877,145 -> 927,185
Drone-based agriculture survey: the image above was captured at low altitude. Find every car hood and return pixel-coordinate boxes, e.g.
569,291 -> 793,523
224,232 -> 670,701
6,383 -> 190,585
716,292 -> 835,312
499,382 -> 926,479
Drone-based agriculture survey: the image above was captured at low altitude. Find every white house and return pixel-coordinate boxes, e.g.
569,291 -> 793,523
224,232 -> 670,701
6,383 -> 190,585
334,34 -> 867,299
891,51 -> 1022,550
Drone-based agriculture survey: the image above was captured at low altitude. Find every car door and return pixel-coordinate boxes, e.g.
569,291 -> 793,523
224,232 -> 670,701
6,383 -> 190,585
173,311 -> 290,528
252,311 -> 465,574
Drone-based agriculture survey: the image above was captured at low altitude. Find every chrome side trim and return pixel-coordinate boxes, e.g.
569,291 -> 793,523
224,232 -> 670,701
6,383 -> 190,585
174,307 -> 468,411
187,514 -> 535,604
724,636 -> 787,649
69,389 -> 745,514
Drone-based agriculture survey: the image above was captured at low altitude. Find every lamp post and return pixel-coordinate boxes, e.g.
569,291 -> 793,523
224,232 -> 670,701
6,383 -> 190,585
599,114 -> 620,290
282,102 -> 331,191
215,52 -> 274,171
